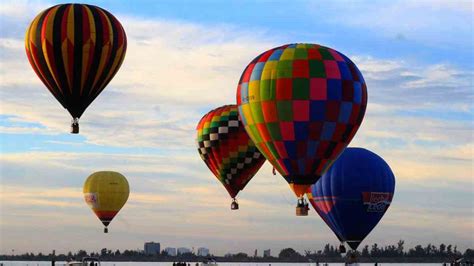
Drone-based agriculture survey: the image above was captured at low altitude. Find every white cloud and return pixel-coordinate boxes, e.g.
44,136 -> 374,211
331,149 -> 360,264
0,14 -> 276,147
404,64 -> 472,89
1,150 -> 473,254
352,56 -> 473,107
0,0 -> 49,18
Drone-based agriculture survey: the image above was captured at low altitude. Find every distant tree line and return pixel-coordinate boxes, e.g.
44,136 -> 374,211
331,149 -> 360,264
302,240 -> 474,263
1,240 -> 473,263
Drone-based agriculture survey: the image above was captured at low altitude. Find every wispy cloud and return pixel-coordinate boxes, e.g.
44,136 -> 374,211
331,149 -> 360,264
0,13 -> 276,147
314,0 -> 473,50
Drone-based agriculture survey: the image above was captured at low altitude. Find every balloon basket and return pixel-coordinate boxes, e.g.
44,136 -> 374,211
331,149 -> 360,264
296,197 -> 309,216
231,199 -> 239,210
104,227 -> 108,233
71,118 -> 79,134
296,206 -> 308,216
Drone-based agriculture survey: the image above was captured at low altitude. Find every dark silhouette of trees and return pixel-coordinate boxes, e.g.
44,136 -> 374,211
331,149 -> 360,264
397,240 -> 404,255
465,249 -> 474,257
278,248 -> 305,262
361,245 -> 369,257
0,240 -> 472,263
278,248 -> 298,259
233,252 -> 248,259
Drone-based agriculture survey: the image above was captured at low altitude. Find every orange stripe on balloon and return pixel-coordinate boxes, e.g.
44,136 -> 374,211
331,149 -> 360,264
100,18 -> 126,89
289,183 -> 310,198
90,8 -> 112,95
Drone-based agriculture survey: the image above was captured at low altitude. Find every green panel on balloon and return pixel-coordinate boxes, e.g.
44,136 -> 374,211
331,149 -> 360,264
260,80 -> 274,101
309,61 -> 326,78
293,79 -> 310,99
277,101 -> 293,121
250,102 -> 264,124
319,48 -> 334,60
248,124 -> 263,144
277,60 -> 293,70
269,78 -> 277,92
265,141 -> 280,160
266,122 -> 282,141
277,69 -> 293,79
294,48 -> 308,59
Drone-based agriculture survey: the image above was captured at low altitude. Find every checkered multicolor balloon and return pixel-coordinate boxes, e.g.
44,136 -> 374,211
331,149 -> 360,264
196,105 -> 266,199
236,43 -> 367,197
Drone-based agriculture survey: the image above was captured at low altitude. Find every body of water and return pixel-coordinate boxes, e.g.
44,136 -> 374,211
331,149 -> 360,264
0,262 -> 445,266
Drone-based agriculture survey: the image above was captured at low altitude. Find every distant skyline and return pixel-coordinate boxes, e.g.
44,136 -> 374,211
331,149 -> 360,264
3,240 -> 472,259
0,0 -> 473,256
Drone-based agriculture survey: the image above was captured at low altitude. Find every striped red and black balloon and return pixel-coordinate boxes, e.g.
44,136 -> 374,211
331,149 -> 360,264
196,105 -> 265,199
25,4 -> 127,132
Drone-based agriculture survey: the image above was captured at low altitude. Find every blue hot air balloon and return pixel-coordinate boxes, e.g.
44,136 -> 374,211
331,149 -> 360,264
307,147 -> 395,251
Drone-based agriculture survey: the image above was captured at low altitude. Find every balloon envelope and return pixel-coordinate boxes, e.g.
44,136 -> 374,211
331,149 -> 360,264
83,171 -> 129,231
25,4 -> 127,132
236,43 -> 367,197
196,105 -> 265,200
307,147 -> 395,250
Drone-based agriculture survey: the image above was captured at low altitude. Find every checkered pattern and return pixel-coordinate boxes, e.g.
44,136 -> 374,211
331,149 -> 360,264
196,105 -> 266,198
236,43 -> 367,186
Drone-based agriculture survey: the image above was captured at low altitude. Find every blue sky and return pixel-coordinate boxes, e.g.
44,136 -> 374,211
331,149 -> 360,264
0,0 -> 473,256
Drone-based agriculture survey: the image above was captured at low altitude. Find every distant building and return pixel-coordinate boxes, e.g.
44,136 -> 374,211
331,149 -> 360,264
164,247 -> 177,256
263,249 -> 271,257
254,249 -> 257,257
144,242 -> 160,255
177,247 -> 191,255
197,247 -> 209,256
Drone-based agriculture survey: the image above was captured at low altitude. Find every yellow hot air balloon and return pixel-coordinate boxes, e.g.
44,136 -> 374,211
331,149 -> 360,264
83,171 -> 129,233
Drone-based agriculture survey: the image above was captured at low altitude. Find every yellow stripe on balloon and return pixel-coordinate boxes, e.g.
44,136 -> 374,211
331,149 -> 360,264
99,45 -> 124,90
41,6 -> 63,93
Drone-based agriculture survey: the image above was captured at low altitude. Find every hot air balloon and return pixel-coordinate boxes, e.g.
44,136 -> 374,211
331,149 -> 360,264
25,4 -> 127,133
196,105 -> 266,209
83,171 -> 130,233
236,43 -> 367,215
307,147 -> 395,251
